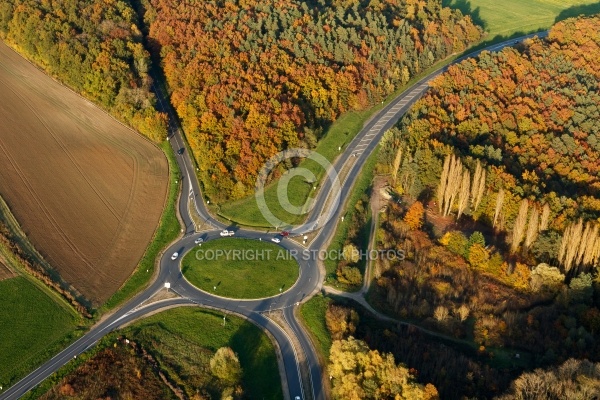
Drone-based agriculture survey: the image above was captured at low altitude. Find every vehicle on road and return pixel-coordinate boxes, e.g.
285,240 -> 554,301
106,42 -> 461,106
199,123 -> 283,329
178,147 -> 184,154
194,237 -> 204,244
271,237 -> 281,243
280,231 -> 290,237
220,230 -> 235,237
171,252 -> 179,260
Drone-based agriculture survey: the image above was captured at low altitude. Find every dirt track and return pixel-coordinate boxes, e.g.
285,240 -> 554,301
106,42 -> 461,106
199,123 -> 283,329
0,42 -> 168,304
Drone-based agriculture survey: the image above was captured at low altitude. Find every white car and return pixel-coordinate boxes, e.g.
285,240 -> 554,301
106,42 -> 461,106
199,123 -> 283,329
220,230 -> 235,237
271,237 -> 281,243
171,252 -> 179,260
194,237 -> 204,244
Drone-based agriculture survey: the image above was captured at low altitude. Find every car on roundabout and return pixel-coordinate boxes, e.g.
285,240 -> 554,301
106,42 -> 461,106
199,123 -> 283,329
220,229 -> 235,237
271,237 -> 281,243
171,252 -> 179,260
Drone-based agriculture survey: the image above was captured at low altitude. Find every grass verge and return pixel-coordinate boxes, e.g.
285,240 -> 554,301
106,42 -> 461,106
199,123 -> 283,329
0,276 -> 80,387
101,141 -> 180,312
324,149 -> 378,288
299,294 -> 332,361
182,238 -> 298,299
219,109 -> 378,228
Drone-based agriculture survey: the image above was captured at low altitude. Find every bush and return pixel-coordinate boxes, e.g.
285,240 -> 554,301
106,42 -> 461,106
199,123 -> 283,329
468,243 -> 490,269
530,263 -> 565,292
439,231 -> 468,258
337,265 -> 362,286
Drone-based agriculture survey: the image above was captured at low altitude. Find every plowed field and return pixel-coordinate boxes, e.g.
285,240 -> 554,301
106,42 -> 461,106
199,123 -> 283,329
0,42 -> 168,304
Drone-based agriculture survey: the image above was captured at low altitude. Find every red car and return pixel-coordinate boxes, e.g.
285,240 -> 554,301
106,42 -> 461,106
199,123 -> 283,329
280,231 -> 290,237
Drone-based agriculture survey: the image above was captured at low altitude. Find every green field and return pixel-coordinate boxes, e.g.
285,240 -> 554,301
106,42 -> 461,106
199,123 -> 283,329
0,276 -> 78,386
444,0 -> 600,40
123,307 -> 282,399
101,141 -> 181,312
182,238 -> 299,299
299,294 -> 333,360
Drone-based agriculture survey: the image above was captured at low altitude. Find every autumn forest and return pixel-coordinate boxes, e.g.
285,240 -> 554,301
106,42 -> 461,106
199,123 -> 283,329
141,0 -> 482,200
1,0 -> 600,398
353,14 -> 600,398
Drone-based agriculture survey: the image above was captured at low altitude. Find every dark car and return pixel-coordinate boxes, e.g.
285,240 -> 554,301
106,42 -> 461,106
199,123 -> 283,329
178,148 -> 185,155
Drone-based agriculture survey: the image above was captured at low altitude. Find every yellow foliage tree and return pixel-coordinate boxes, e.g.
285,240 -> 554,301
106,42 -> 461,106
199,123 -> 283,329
404,201 -> 424,230
329,337 -> 438,400
468,243 -> 490,269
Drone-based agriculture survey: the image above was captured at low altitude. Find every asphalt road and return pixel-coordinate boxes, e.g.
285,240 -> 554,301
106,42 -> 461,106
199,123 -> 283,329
0,31 -> 547,400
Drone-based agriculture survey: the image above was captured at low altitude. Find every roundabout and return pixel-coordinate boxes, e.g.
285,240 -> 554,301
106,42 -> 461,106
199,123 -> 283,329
181,238 -> 299,299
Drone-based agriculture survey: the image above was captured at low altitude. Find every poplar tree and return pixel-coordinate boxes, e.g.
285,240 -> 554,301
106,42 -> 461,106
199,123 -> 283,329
457,169 -> 471,220
510,199 -> 529,254
493,189 -> 505,228
539,203 -> 551,232
559,219 -> 584,273
470,160 -> 486,212
391,146 -> 403,185
437,154 -> 451,213
442,155 -> 462,217
524,207 -> 540,249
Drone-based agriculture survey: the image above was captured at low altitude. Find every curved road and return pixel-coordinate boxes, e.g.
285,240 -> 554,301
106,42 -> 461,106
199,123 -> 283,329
0,32 -> 546,400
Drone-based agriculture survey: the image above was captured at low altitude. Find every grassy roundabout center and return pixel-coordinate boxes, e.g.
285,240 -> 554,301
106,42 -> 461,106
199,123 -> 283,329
182,238 -> 299,299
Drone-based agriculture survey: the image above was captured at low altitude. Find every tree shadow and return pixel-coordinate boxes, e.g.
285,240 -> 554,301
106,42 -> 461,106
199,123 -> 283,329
554,3 -> 600,24
442,0 -> 486,30
229,320 -> 281,398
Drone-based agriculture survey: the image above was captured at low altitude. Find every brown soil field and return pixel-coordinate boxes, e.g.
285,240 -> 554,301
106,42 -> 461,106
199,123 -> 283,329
0,42 -> 168,305
0,261 -> 15,281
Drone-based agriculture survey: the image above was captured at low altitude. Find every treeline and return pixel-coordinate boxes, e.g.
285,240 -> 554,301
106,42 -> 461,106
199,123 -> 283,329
0,218 -> 90,317
0,0 -> 167,141
380,15 -> 600,274
141,0 -> 482,200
